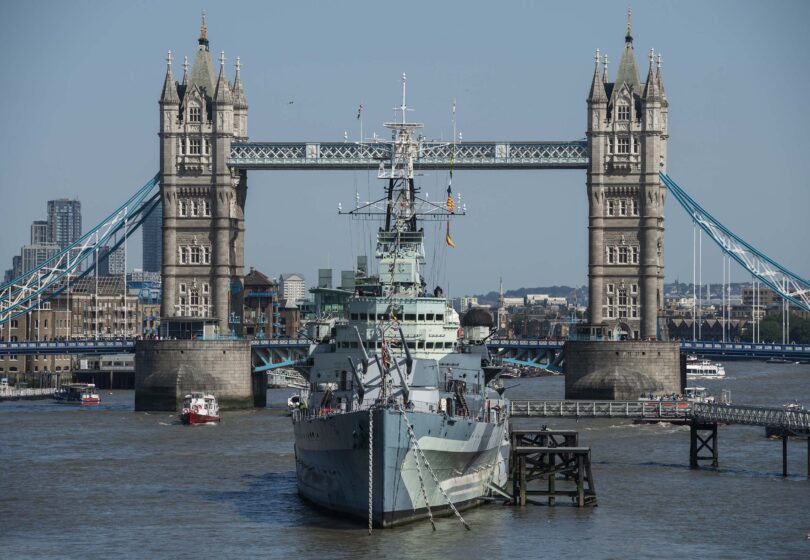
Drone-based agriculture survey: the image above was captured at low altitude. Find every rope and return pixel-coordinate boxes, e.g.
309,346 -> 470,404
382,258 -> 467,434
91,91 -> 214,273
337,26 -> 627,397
368,407 -> 373,534
398,407 -> 470,530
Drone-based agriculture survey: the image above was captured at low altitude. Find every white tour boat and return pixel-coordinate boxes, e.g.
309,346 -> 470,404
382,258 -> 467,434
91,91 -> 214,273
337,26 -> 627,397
686,356 -> 726,379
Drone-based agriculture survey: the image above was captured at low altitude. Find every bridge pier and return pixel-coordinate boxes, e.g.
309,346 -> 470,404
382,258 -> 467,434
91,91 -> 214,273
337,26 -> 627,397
689,421 -> 718,469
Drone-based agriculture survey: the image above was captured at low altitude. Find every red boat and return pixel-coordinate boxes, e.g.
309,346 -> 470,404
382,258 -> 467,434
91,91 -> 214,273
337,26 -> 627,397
179,392 -> 220,425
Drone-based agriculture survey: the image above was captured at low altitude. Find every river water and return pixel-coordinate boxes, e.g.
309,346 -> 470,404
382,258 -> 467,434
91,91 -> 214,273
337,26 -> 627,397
2,361 -> 808,559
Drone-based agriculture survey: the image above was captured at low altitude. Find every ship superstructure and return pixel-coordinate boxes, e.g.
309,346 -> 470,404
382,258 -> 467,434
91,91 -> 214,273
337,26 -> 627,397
292,75 -> 509,528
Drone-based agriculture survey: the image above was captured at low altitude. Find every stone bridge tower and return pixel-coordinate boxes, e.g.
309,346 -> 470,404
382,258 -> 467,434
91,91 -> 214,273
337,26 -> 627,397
586,12 -> 668,340
158,17 -> 248,336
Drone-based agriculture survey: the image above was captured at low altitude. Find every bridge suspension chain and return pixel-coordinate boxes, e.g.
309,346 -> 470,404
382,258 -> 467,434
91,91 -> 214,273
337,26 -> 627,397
0,174 -> 160,325
660,172 -> 810,314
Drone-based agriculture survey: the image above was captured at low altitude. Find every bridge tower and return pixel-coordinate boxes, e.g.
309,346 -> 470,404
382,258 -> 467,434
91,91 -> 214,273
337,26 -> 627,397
586,11 -> 668,340
158,16 -> 248,336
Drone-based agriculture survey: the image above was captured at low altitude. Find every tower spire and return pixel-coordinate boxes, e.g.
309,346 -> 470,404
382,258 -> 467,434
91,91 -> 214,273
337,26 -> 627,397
625,7 -> 633,43
198,11 -> 209,49
613,8 -> 641,94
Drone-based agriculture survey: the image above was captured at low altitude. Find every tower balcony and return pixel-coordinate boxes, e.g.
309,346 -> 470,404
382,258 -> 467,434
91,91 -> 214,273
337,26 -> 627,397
605,153 -> 641,172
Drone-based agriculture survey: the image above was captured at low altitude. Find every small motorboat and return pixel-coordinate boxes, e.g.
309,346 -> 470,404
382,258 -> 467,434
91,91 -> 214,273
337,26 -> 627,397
180,392 -> 220,425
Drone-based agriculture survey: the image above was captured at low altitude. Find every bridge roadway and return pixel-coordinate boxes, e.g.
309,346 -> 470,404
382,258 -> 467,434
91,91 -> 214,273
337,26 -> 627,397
1,337 -> 808,362
509,400 -> 810,432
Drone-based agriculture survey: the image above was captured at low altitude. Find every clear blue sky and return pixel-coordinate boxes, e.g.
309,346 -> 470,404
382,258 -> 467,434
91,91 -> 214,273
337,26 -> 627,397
1,0 -> 808,295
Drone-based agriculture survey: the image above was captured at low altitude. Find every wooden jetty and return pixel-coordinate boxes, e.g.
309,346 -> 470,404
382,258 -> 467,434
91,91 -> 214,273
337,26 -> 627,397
509,427 -> 597,507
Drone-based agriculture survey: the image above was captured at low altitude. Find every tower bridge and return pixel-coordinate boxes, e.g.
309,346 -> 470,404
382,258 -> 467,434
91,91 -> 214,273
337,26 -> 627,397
153,11 -> 670,342
1,13 -> 809,406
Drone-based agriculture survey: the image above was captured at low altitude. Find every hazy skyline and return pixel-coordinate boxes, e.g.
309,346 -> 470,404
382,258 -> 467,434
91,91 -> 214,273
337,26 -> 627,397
1,0 -> 808,295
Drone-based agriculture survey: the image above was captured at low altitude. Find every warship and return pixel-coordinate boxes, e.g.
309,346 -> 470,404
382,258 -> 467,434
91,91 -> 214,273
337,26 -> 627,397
292,75 -> 510,529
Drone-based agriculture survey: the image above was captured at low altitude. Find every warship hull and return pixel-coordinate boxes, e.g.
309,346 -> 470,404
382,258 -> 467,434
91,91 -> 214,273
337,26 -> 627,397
293,407 -> 509,527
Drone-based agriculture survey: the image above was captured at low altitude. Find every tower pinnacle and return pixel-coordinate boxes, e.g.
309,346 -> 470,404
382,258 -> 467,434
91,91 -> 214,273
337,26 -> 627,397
602,54 -> 609,82
160,50 -> 179,104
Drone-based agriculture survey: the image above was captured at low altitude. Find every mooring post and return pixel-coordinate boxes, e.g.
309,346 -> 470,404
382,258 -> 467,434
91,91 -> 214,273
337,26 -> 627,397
519,455 -> 526,506
782,434 -> 788,477
689,422 -> 698,468
711,423 -> 719,468
548,453 -> 556,506
576,454 -> 585,507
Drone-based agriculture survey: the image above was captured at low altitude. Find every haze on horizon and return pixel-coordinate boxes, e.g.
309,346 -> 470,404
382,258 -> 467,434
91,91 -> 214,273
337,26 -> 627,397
0,0 -> 808,296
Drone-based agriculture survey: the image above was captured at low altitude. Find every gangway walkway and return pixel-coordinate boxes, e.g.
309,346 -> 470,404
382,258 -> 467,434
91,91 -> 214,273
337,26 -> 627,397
511,399 -> 810,477
510,400 -> 810,430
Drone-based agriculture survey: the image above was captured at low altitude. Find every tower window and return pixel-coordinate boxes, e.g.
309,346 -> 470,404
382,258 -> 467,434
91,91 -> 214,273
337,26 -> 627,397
633,136 -> 640,154
617,138 -> 630,154
617,105 -> 630,121
190,200 -> 198,217
607,283 -> 614,294
630,199 -> 639,216
202,246 -> 211,264
619,200 -> 627,216
189,106 -> 201,123
179,200 -> 188,217
190,246 -> 201,264
607,246 -> 615,264
189,139 -> 201,155
618,246 -> 629,264
631,247 -> 639,264
202,200 -> 211,216
607,200 -> 615,216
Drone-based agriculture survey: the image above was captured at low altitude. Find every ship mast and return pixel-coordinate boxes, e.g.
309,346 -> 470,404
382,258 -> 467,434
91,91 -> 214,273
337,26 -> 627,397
342,74 -> 462,298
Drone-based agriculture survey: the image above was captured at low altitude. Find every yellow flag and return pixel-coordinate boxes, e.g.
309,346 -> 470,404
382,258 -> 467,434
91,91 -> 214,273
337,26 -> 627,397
446,222 -> 455,248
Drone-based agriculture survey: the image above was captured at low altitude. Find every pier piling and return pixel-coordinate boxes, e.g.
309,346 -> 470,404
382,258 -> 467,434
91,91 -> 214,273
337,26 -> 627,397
509,427 -> 597,507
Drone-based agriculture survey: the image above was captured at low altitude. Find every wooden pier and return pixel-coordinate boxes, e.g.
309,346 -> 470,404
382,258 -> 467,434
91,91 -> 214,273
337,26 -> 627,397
509,427 -> 597,507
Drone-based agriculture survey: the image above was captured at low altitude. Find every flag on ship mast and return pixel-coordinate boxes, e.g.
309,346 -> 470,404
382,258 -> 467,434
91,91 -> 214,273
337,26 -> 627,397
357,103 -> 363,120
445,221 -> 455,248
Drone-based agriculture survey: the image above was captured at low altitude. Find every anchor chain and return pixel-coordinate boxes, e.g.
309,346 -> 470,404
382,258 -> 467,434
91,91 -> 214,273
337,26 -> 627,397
399,407 -> 471,530
368,407 -> 373,534
407,420 -> 436,530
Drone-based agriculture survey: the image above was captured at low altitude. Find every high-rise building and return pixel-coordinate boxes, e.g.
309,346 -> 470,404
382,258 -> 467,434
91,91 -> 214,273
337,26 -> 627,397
47,198 -> 82,249
142,200 -> 162,273
96,245 -> 124,276
279,273 -> 306,303
11,255 -> 22,279
21,243 -> 60,273
30,220 -> 49,244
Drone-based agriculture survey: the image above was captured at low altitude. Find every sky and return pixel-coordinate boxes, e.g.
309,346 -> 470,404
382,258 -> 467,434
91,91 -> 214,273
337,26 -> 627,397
0,0 -> 808,296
